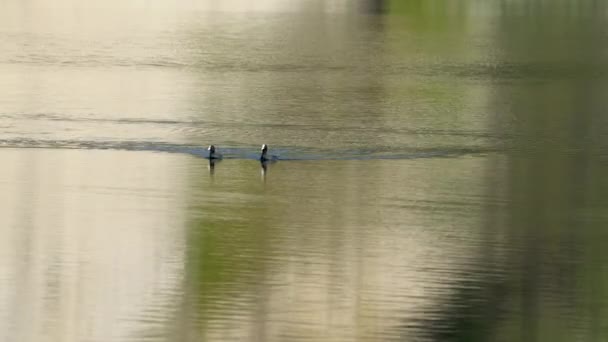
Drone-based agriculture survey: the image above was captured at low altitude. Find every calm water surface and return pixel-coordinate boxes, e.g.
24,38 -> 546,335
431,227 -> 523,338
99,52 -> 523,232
2,1 -> 608,341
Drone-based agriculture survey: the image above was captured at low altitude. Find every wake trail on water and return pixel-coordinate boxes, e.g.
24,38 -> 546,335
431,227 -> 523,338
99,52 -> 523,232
0,138 -> 498,161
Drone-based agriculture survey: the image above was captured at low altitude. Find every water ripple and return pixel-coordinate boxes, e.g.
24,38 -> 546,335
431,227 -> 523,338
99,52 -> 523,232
0,138 -> 498,161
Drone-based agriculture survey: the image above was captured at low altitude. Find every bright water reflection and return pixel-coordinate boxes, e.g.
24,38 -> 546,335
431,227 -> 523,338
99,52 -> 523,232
1,0 -> 608,341
0,149 -> 188,342
0,149 -> 493,342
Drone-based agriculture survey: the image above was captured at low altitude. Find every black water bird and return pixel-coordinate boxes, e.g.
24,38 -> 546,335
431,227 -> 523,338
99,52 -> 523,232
260,144 -> 278,162
207,145 -> 223,160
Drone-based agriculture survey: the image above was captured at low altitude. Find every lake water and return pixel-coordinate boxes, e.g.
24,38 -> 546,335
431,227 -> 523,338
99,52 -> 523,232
2,1 -> 608,341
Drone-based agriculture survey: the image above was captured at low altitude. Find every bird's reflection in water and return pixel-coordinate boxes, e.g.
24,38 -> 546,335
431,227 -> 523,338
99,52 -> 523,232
260,161 -> 268,182
208,159 -> 218,176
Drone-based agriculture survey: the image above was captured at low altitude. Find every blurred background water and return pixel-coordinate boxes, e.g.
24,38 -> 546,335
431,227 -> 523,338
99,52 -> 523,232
1,0 -> 608,341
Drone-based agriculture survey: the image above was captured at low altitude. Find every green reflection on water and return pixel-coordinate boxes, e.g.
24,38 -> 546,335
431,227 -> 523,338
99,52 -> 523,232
3,1 -> 608,341
424,1 -> 608,342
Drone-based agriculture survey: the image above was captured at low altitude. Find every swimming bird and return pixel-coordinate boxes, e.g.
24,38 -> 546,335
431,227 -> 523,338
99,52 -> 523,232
260,144 -> 278,162
207,145 -> 223,160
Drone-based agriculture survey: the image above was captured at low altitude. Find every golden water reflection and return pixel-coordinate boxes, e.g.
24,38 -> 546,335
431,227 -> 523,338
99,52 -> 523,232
173,156 -> 492,341
0,149 -> 188,342
0,150 -> 491,342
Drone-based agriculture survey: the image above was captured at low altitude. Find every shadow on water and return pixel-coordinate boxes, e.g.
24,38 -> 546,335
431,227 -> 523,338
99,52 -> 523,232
418,2 -> 608,341
362,0 -> 386,14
